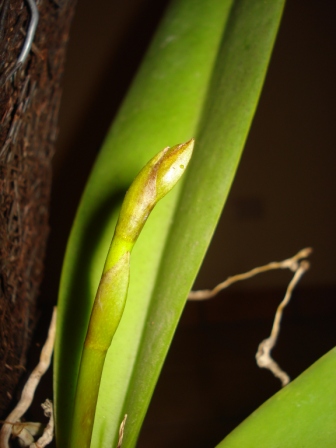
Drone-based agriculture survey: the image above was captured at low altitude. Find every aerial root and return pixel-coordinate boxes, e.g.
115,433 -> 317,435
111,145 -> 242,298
188,248 -> 312,386
0,308 -> 57,448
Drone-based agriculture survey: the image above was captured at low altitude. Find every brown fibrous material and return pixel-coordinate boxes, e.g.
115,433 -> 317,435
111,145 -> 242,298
0,0 -> 76,417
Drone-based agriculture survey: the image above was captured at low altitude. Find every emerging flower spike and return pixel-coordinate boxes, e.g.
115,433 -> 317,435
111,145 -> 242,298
105,139 -> 195,268
70,138 -> 194,448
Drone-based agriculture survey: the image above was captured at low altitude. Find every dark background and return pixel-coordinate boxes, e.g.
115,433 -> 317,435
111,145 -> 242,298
31,0 -> 336,446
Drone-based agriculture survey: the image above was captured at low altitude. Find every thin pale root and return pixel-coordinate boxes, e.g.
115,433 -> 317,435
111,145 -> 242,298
256,261 -> 310,386
0,309 -> 57,448
188,249 -> 312,386
188,248 -> 312,300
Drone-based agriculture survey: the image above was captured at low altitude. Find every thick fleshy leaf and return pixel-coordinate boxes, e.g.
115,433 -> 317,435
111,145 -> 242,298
216,348 -> 336,447
54,0 -> 285,447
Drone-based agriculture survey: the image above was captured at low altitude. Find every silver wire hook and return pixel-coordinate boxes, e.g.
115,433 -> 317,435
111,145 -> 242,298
17,0 -> 39,66
3,0 -> 39,82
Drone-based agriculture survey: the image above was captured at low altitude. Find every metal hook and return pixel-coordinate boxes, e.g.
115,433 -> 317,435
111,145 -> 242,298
17,0 -> 39,66
2,0 -> 39,82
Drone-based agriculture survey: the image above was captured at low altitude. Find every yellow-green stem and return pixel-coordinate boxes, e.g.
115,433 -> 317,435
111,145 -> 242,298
69,139 -> 194,448
70,347 -> 106,448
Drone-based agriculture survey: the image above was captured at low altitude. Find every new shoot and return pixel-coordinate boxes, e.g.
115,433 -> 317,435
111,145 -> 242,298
70,139 -> 194,448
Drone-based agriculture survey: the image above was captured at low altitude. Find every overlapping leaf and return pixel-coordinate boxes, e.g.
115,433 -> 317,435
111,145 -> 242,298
54,1 -> 285,447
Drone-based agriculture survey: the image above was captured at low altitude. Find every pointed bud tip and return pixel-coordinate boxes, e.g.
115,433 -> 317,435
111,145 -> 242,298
115,138 -> 195,243
156,138 -> 195,200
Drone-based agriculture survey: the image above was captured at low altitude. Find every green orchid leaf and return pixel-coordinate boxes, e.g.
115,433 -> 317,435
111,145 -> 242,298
216,348 -> 336,447
54,0 -> 285,447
